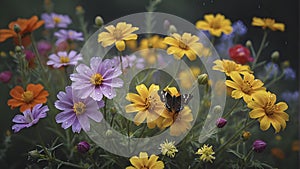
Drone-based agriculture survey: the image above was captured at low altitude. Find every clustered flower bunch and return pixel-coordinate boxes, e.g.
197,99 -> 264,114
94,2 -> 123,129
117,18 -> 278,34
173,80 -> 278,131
0,0 -> 298,169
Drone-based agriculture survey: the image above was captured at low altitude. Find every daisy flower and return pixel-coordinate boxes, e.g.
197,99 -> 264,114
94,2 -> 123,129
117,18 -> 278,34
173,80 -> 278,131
54,29 -> 84,45
248,91 -> 289,133
70,57 -> 123,101
213,59 -> 253,76
55,86 -> 104,133
159,139 -> 178,158
163,32 -> 203,61
47,50 -> 82,68
98,22 -> 139,51
252,17 -> 285,31
41,13 -> 72,29
195,144 -> 216,163
7,84 -> 49,112
126,152 -> 164,169
12,104 -> 48,133
196,13 -> 233,37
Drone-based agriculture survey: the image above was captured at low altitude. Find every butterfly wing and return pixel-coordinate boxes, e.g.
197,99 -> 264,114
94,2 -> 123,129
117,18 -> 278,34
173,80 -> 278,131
182,94 -> 193,105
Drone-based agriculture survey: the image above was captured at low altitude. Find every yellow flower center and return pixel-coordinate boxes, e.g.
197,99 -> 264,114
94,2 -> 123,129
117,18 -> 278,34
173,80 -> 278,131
90,73 -> 104,86
265,102 -> 275,116
60,56 -> 70,63
113,29 -> 123,40
53,17 -> 61,24
210,19 -> 221,29
178,40 -> 188,50
224,61 -> 238,73
22,91 -> 34,103
264,18 -> 275,28
241,80 -> 252,94
73,102 -> 86,115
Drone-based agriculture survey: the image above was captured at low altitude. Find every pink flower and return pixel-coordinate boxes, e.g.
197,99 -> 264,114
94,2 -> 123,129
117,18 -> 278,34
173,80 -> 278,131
229,44 -> 253,64
0,71 -> 12,83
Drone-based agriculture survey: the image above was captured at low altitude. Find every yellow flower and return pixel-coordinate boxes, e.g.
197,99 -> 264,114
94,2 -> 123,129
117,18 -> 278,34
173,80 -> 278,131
252,17 -> 285,32
157,87 -> 194,136
126,152 -> 164,169
248,91 -> 289,133
97,22 -> 139,51
163,33 -> 203,61
195,144 -> 215,163
125,84 -> 165,129
179,67 -> 201,89
159,139 -> 178,158
196,13 -> 233,37
225,72 -> 266,102
213,59 -> 253,76
139,35 -> 167,64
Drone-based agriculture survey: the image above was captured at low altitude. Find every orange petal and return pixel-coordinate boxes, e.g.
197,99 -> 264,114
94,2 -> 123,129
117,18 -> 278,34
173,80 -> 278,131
9,86 -> 24,100
20,104 -> 32,112
27,84 -> 44,97
0,29 -> 16,42
7,99 -> 24,109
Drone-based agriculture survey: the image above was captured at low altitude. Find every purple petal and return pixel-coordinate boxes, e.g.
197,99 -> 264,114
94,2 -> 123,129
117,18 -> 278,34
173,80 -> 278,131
85,110 -> 103,123
90,87 -> 103,101
12,124 -> 28,133
12,114 -> 26,123
100,85 -> 116,99
77,114 -> 90,132
72,118 -> 82,133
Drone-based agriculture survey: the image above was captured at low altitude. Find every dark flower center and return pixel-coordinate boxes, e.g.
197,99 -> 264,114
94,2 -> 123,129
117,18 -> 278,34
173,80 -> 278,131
90,73 -> 104,86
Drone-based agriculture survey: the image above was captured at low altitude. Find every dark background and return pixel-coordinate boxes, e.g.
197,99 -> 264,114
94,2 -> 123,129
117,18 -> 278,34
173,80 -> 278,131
0,0 -> 298,168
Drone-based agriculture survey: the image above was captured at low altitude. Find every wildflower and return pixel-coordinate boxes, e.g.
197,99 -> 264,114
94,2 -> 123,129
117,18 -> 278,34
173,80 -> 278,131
54,29 -> 84,46
47,50 -> 82,68
126,152 -> 164,169
12,104 -> 48,133
216,118 -> 227,128
248,91 -> 289,133
98,22 -> 139,51
0,71 -> 12,83
8,84 -> 49,112
0,16 -> 44,46
41,13 -> 72,29
125,84 -> 165,129
213,59 -> 253,76
225,72 -> 266,102
259,62 -> 280,80
252,140 -> 267,153
196,13 -> 232,37
232,20 -> 247,36
77,141 -> 90,153
242,131 -> 251,140
271,148 -> 285,159
70,57 -> 123,101
163,32 -> 203,61
229,44 -> 253,64
281,91 -> 299,103
139,35 -> 167,64
283,67 -> 296,80
252,17 -> 285,31
55,86 -> 104,133
179,67 -> 201,89
159,139 -> 178,158
37,40 -> 52,56
195,144 -> 215,163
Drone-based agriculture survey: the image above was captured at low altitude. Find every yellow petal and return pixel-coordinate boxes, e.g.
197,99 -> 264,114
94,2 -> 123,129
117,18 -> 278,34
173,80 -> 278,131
136,84 -> 149,100
259,116 -> 271,131
249,108 -> 265,118
276,102 -> 288,111
115,40 -> 125,51
125,104 -> 145,113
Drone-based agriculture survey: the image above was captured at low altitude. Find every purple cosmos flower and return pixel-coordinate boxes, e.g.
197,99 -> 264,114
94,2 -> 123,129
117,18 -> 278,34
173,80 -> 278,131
283,67 -> 296,80
12,104 -> 48,133
70,57 -> 123,101
47,50 -> 83,68
41,13 -> 72,29
55,86 -> 104,133
0,71 -> 12,83
54,29 -> 84,46
37,40 -> 52,56
252,140 -> 267,153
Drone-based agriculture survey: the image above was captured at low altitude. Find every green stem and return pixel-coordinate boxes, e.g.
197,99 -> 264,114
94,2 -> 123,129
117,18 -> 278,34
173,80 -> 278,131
223,100 -> 241,118
53,158 -> 86,169
252,31 -> 268,69
265,71 -> 285,88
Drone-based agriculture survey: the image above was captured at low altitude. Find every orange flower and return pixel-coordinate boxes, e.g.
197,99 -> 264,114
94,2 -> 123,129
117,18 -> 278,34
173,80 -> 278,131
7,84 -> 49,112
0,16 -> 44,46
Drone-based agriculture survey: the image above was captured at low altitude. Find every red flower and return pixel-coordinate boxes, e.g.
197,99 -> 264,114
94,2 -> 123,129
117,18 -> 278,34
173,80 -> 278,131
229,44 -> 253,64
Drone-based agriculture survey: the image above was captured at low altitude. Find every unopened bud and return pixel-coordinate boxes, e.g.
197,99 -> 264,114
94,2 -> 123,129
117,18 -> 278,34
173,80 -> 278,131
213,105 -> 222,114
197,73 -> 208,85
168,25 -> 177,34
216,118 -> 227,128
77,141 -> 90,153
13,24 -> 21,33
245,40 -> 252,48
271,51 -> 280,62
242,131 -> 251,141
163,20 -> 170,30
252,140 -> 267,153
15,46 -> 23,54
281,60 -> 290,69
105,129 -> 113,137
28,150 -> 40,158
95,16 -> 104,27
76,5 -> 85,15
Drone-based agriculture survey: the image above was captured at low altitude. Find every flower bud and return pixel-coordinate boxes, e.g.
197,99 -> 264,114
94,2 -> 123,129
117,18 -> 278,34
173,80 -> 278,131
252,140 -> 267,153
197,73 -> 208,85
245,40 -> 252,47
95,16 -> 104,27
28,150 -> 40,158
242,131 -> 251,140
0,71 -> 12,83
76,5 -> 85,15
281,60 -> 290,69
13,24 -> 21,33
168,25 -> 177,34
229,44 -> 253,64
77,141 -> 90,153
163,20 -> 170,30
213,105 -> 222,114
105,129 -> 113,137
271,51 -> 280,62
15,46 -> 23,54
0,51 -> 7,57
216,118 -> 227,128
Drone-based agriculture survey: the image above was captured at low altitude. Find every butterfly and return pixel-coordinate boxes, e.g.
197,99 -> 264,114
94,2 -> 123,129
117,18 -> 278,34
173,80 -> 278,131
158,90 -> 193,113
